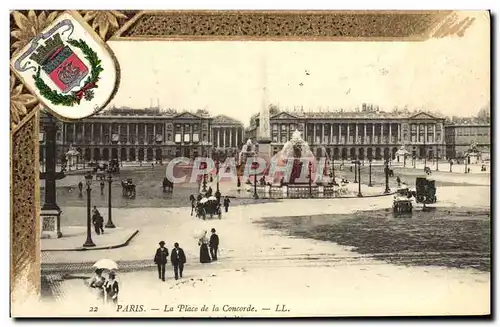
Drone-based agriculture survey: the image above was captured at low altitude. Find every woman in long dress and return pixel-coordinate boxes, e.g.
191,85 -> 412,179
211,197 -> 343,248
89,268 -> 106,303
198,231 -> 211,263
105,271 -> 119,305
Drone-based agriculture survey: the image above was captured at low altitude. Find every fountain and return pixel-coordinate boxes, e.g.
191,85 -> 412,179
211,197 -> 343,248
271,129 -> 316,184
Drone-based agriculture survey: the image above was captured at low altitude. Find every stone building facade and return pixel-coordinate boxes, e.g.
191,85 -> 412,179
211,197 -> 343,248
246,110 -> 447,160
445,123 -> 491,159
39,107 -> 245,163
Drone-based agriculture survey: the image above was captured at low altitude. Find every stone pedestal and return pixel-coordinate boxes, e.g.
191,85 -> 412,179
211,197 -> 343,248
40,209 -> 62,239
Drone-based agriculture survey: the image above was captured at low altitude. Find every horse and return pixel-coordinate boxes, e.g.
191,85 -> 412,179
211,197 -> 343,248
162,177 -> 174,193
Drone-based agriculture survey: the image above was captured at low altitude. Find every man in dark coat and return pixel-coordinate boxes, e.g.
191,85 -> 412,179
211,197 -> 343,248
78,181 -> 83,194
100,180 -> 105,195
92,208 -> 104,235
171,242 -> 187,280
209,228 -> 219,261
223,196 -> 230,213
154,241 -> 169,281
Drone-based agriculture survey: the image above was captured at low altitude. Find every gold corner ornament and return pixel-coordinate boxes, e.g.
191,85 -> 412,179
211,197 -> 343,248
10,11 -> 120,121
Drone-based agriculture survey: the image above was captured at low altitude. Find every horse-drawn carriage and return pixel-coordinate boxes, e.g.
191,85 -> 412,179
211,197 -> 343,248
196,197 -> 221,220
121,178 -> 136,198
108,159 -> 120,173
162,177 -> 174,193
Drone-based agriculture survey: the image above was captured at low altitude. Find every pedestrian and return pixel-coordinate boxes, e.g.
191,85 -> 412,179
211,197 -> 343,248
100,180 -> 105,195
197,193 -> 202,202
171,242 -> 187,280
89,268 -> 106,303
154,241 -> 169,282
209,228 -> 219,261
189,194 -> 196,216
198,231 -> 211,263
396,176 -> 401,187
215,190 -> 221,204
92,210 -> 104,235
207,186 -> 213,197
105,271 -> 119,305
223,196 -> 230,213
78,181 -> 83,194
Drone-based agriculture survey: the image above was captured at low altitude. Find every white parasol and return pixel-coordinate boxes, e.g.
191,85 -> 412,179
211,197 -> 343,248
192,229 -> 207,239
199,197 -> 209,204
93,259 -> 118,270
208,196 -> 217,201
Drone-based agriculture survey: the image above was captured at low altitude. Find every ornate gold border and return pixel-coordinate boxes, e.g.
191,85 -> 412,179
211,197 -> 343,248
10,9 -> 478,308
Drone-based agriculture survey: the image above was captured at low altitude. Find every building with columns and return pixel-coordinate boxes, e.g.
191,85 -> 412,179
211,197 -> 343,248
445,123 -> 491,159
39,107 -> 245,164
246,109 -> 447,160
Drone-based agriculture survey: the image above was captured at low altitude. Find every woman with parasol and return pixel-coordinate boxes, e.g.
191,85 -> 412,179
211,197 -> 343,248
88,268 -> 106,303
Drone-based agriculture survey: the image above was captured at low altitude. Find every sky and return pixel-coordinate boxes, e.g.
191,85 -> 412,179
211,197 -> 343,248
108,11 -> 489,127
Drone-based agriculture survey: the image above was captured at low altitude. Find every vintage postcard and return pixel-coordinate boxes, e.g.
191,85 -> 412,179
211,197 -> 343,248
10,10 -> 491,317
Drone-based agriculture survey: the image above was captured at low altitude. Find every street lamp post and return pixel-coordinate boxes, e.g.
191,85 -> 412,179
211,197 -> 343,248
215,160 -> 220,193
435,145 -> 439,171
331,156 -> 336,184
83,173 -> 96,247
105,171 -> 115,228
308,161 -> 312,197
356,161 -> 363,197
465,156 -> 468,174
384,159 -> 391,194
368,157 -> 373,187
353,160 -> 358,183
412,155 -> 416,169
253,157 -> 259,199
403,154 -> 406,168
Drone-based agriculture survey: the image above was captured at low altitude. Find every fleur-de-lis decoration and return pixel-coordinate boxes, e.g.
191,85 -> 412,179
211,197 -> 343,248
10,74 -> 38,129
82,10 -> 127,40
10,10 -> 60,57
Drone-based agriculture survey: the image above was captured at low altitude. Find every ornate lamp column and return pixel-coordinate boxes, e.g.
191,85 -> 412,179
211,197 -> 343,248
368,157 -> 373,187
356,160 -> 363,197
40,113 -> 65,239
384,159 -> 391,194
105,170 -> 115,228
83,172 -> 96,247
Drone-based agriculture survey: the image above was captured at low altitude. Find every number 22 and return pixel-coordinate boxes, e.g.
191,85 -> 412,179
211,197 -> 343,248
89,307 -> 98,312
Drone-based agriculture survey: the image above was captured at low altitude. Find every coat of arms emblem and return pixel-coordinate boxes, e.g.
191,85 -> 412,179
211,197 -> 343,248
11,12 -> 119,120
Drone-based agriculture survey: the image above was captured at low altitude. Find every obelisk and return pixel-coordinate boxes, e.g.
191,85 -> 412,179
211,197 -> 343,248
257,55 -> 272,157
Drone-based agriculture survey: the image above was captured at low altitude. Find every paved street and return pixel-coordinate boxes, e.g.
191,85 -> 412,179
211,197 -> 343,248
35,163 -> 491,317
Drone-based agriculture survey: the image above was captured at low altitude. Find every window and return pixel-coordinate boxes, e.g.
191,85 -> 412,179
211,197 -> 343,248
193,124 -> 199,131
411,124 -> 417,133
272,124 -> 278,132
290,124 -> 295,131
193,133 -> 199,143
175,134 -> 181,143
281,124 -> 287,131
272,136 -> 278,142
281,135 -> 287,143
184,134 -> 190,142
